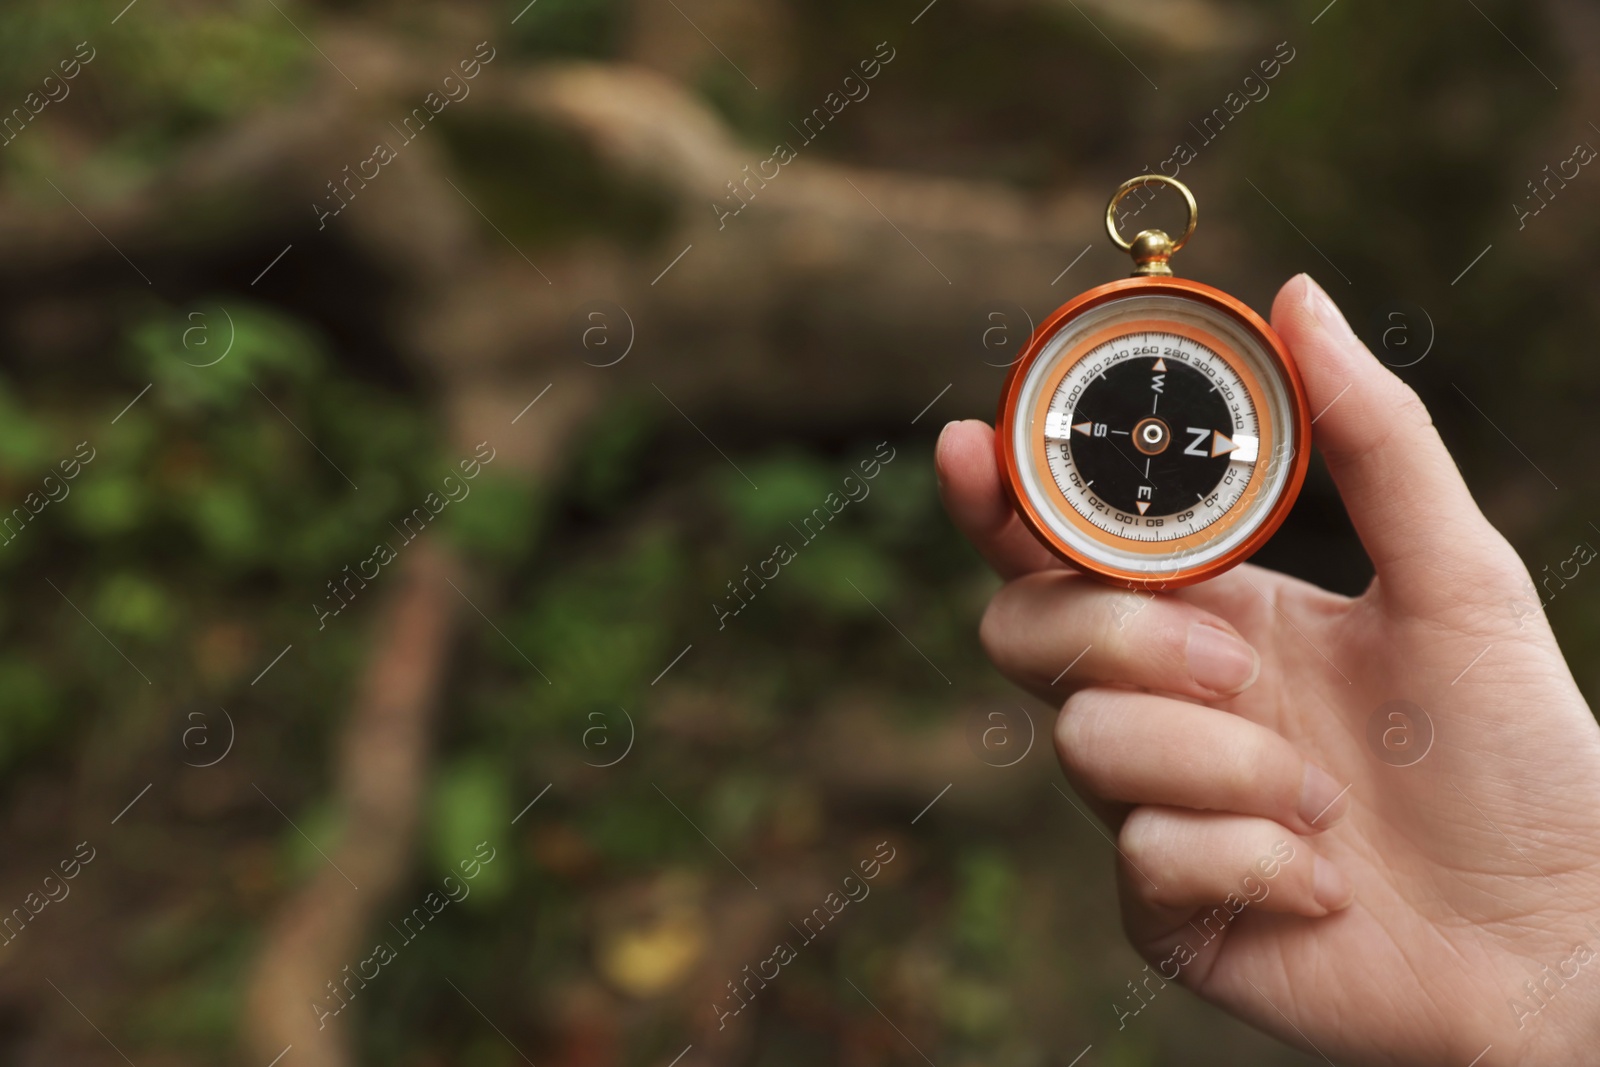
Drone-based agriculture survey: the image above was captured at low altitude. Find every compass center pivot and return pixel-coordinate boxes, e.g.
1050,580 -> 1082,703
1132,416 -> 1170,456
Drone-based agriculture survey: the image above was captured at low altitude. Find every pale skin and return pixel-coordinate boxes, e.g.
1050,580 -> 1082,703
935,274 -> 1600,1065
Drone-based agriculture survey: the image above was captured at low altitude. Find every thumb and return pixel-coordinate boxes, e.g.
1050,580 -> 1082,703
1271,274 -> 1523,612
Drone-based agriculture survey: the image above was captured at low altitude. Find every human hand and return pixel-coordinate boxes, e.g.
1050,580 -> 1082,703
936,273 -> 1600,1065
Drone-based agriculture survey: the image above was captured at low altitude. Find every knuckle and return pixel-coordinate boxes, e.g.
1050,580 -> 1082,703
1475,533 -> 1541,599
1391,379 -> 1434,432
1212,732 -> 1272,806
1423,521 -> 1544,615
1465,558 -> 1537,611
1098,589 -> 1155,639
1355,378 -> 1435,460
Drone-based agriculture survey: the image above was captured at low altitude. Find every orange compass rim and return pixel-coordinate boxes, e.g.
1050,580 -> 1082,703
994,276 -> 1313,591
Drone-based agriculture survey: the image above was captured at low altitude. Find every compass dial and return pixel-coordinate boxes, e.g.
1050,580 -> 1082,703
999,281 -> 1309,588
1044,335 -> 1258,542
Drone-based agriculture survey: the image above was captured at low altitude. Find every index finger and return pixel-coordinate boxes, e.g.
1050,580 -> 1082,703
935,419 -> 1067,581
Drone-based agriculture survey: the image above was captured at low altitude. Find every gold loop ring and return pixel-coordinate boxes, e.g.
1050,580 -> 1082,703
1105,174 -> 1198,253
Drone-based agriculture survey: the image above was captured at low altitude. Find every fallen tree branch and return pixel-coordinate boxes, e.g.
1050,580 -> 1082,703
243,540 -> 461,1067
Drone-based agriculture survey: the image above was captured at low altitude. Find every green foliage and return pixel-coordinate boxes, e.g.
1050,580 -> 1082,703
126,955 -> 244,1048
120,915 -> 253,1049
63,472 -> 147,538
512,531 -> 681,708
506,0 -> 624,58
721,454 -> 838,539
939,974 -> 1010,1040
696,63 -> 778,145
133,302 -> 321,413
583,785 -> 697,867
567,398 -> 659,514
89,301 -> 446,584
0,295 -> 460,804
0,2 -> 105,98
427,756 -> 512,905
706,772 -> 769,841
443,474 -> 543,563
955,848 -> 1017,966
0,660 -> 60,767
185,480 -> 264,564
94,571 -> 178,639
0,2 -> 305,182
437,112 -> 676,248
782,534 -> 893,615
279,799 -> 343,884
0,383 -> 50,471
1103,1032 -> 1159,1067
716,450 -> 908,616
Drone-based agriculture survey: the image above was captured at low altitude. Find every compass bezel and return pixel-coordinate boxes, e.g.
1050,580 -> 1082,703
995,276 -> 1312,589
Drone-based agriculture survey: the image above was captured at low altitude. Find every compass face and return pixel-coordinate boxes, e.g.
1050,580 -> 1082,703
1045,333 -> 1258,541
1001,282 -> 1308,586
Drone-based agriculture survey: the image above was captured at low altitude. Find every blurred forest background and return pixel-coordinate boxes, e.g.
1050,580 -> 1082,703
0,0 -> 1596,1064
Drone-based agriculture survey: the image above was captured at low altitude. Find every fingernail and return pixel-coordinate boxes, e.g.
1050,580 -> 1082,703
1301,274 -> 1361,349
1313,855 -> 1354,912
1300,763 -> 1349,828
1297,272 -> 1320,315
1186,622 -> 1259,695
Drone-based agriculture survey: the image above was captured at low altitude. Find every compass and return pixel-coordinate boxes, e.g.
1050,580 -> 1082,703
997,176 -> 1311,589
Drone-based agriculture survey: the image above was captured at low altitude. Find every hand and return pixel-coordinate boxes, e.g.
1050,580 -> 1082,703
936,273 -> 1600,1066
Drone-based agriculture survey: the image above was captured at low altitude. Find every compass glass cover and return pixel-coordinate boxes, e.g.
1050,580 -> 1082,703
1010,292 -> 1298,578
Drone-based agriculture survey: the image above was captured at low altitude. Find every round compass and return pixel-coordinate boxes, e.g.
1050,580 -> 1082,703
996,177 -> 1311,588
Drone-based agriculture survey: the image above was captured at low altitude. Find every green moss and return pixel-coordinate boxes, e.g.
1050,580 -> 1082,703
506,0 -> 624,58
435,111 -> 676,248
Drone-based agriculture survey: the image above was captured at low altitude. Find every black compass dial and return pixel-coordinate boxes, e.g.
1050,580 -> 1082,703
1069,356 -> 1234,517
